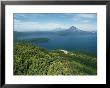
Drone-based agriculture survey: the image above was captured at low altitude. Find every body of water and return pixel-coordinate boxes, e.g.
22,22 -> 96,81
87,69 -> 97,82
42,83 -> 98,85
15,32 -> 97,54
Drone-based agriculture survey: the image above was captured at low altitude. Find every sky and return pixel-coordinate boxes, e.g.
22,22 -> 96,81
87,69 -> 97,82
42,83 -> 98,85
14,13 -> 97,32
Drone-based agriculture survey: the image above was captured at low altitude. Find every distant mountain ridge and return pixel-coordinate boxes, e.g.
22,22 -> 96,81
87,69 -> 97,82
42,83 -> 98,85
54,26 -> 96,36
14,26 -> 97,36
67,26 -> 79,31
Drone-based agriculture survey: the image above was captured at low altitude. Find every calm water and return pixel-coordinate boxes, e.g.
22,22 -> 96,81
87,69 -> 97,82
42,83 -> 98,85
15,32 -> 97,54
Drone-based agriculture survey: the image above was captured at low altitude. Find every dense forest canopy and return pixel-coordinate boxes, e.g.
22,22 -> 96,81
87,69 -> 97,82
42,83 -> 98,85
14,42 -> 97,75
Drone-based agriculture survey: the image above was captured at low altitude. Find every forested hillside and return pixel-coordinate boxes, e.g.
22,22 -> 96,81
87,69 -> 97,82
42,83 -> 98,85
14,42 -> 97,75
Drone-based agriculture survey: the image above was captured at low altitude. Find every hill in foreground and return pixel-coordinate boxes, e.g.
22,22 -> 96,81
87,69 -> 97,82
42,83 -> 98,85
14,42 -> 97,75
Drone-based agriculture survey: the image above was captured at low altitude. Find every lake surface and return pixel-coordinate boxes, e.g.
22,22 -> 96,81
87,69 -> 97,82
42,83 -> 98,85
15,32 -> 97,54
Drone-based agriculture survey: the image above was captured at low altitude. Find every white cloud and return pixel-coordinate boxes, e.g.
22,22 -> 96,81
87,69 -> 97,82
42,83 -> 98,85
76,14 -> 97,19
14,19 -> 69,32
81,20 -> 90,23
14,18 -> 96,32
14,19 -> 40,31
63,13 -> 96,19
72,14 -> 96,24
73,23 -> 97,31
72,18 -> 90,23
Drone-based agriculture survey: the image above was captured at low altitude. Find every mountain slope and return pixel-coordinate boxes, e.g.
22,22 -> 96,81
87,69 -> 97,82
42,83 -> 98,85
14,26 -> 96,34
54,26 -> 97,36
14,42 -> 97,75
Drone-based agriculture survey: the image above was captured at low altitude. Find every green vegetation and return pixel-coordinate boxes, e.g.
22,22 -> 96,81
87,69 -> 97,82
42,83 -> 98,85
14,42 -> 97,75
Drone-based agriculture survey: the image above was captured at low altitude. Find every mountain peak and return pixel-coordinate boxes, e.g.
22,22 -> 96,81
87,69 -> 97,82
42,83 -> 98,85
69,26 -> 78,30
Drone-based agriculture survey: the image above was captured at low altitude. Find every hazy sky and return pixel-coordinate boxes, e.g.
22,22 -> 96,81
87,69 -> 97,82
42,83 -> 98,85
14,13 -> 97,32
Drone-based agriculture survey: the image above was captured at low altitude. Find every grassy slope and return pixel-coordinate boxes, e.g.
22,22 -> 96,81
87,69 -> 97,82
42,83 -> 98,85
14,42 -> 97,75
